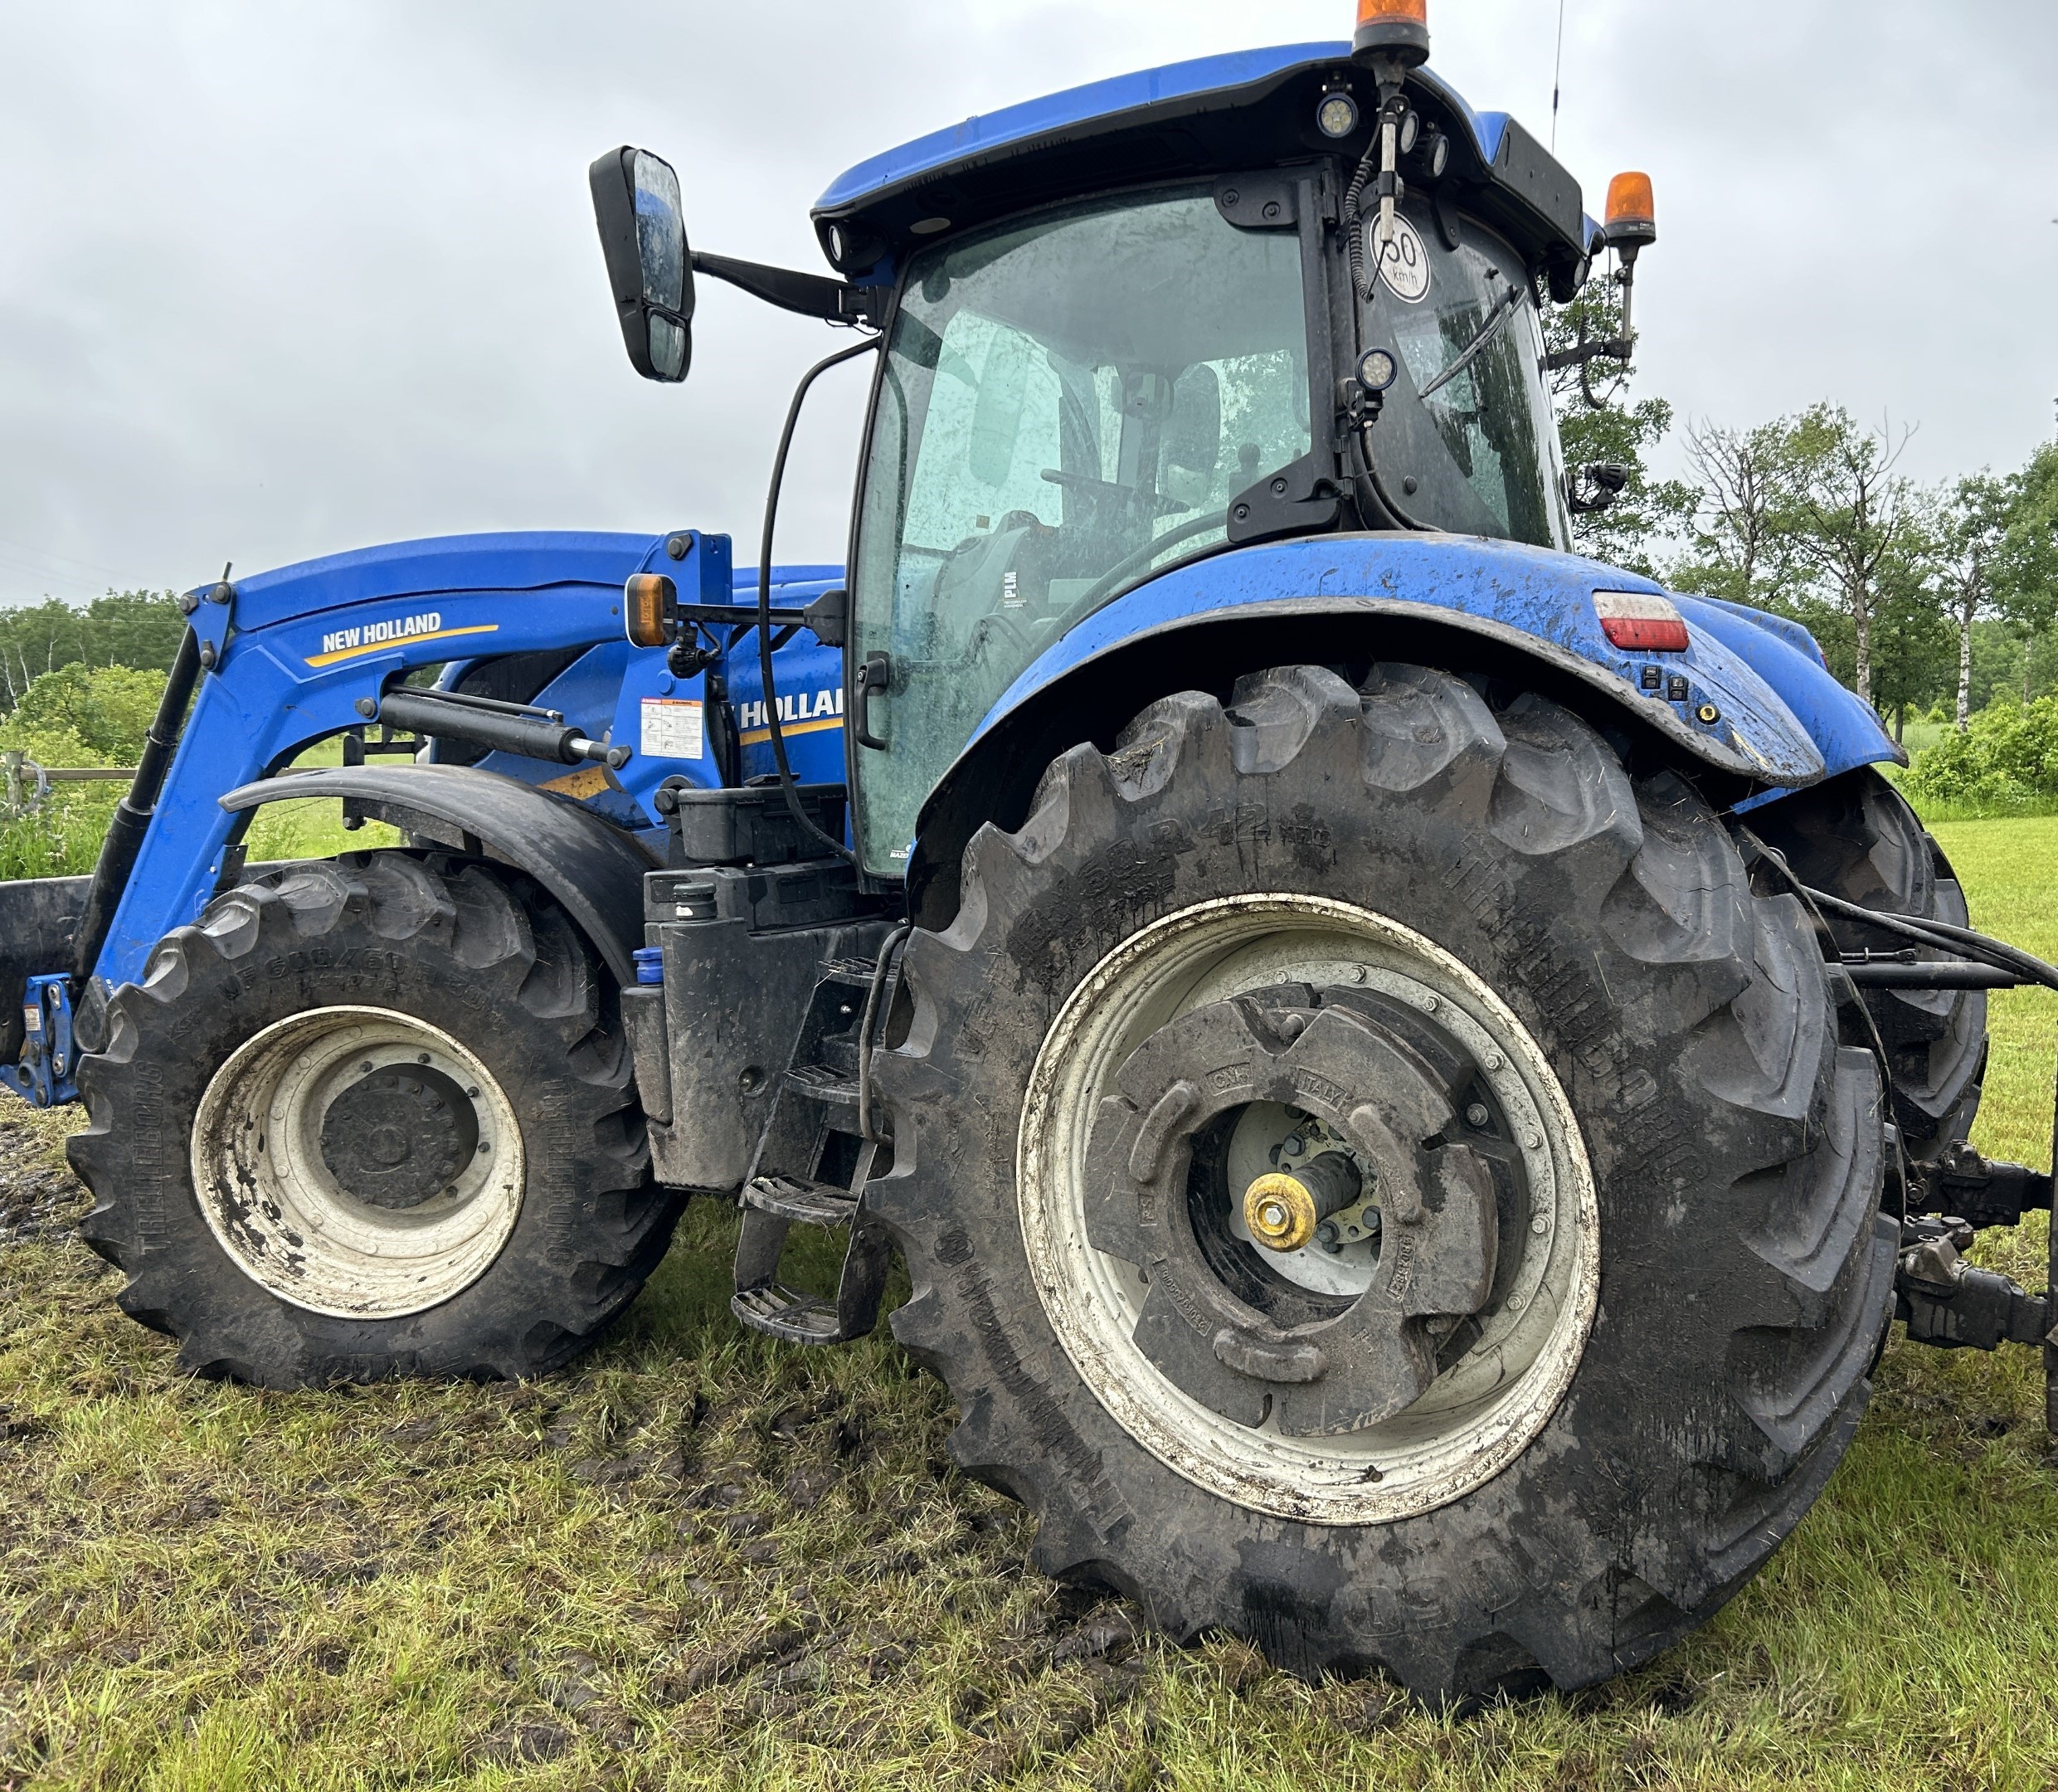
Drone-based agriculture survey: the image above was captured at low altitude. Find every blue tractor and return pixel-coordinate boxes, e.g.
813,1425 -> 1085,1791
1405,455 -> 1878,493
5,2 -> 2052,1701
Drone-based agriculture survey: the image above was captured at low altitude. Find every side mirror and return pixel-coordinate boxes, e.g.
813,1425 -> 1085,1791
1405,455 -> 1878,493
589,146 -> 693,382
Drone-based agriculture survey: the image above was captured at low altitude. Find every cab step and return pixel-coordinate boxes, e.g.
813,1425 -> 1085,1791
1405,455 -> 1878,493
785,1061 -> 860,1107
743,1173 -> 859,1228
728,933 -> 907,1347
730,1283 -> 845,1344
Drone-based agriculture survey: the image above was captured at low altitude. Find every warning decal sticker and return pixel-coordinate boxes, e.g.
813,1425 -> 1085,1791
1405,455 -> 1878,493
640,697 -> 705,761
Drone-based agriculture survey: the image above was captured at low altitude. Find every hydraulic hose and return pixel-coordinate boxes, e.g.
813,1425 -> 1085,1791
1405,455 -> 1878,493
756,333 -> 883,865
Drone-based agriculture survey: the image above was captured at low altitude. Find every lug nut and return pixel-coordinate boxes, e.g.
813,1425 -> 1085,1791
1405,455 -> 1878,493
1465,1103 -> 1490,1127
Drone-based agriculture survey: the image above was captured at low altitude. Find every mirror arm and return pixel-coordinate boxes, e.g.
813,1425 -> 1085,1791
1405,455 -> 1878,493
690,251 -> 880,324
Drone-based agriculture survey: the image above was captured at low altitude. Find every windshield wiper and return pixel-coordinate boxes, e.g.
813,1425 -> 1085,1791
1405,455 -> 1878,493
1417,281 -> 1526,402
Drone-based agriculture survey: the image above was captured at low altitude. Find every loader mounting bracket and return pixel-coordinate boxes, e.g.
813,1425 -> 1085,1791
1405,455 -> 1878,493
0,975 -> 78,1109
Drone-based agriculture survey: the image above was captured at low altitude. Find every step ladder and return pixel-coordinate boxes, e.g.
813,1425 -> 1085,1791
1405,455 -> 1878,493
729,952 -> 901,1344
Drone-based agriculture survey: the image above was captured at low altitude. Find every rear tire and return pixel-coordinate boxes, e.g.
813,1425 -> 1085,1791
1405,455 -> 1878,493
1748,767 -> 1986,1161
71,852 -> 681,1386
872,665 -> 1895,1702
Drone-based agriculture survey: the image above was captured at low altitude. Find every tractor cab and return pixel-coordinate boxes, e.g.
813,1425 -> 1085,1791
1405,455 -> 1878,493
592,26 -> 1645,875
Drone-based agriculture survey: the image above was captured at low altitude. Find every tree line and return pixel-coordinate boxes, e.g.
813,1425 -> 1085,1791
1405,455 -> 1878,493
0,592 -> 186,711
1552,287 -> 2058,743
5,320 -> 2056,754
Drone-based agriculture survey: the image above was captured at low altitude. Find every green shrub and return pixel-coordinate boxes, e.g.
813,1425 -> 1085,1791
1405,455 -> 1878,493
0,663 -> 397,881
1903,697 -> 2058,816
0,664 -> 168,879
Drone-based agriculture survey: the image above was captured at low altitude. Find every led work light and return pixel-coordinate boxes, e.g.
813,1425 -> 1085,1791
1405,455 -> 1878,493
1358,347 -> 1399,392
1316,85 -> 1361,140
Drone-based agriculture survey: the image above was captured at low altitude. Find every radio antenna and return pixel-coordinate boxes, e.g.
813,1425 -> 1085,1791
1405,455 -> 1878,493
1550,0 -> 1569,153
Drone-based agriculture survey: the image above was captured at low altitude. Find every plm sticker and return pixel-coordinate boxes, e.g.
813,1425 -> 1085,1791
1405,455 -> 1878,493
1367,213 -> 1431,304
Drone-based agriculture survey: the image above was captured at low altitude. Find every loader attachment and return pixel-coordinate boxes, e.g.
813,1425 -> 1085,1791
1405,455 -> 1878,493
0,874 -> 90,1103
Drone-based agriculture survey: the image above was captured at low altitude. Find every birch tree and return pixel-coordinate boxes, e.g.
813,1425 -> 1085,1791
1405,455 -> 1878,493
1941,473 -> 2011,729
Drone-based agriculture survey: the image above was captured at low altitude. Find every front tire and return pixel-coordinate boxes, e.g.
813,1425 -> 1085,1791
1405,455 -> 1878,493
872,665 -> 1895,1701
71,852 -> 681,1386
1748,767 -> 1986,1161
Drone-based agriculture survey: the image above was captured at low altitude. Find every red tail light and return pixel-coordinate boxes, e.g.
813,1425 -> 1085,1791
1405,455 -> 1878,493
1595,591 -> 1690,654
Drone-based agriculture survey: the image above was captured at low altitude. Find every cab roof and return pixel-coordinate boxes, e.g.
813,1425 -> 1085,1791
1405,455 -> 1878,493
812,42 -> 1598,292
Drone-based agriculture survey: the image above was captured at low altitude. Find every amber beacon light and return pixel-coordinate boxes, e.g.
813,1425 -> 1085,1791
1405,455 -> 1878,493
1354,0 -> 1431,65
1603,171 -> 1658,251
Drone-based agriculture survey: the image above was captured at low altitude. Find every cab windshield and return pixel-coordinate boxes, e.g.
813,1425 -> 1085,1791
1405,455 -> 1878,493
850,186 -> 1311,872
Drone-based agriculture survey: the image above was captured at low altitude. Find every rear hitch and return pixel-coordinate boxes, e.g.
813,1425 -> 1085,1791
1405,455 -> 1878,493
1895,1218 -> 2051,1353
1894,1120 -> 2058,1440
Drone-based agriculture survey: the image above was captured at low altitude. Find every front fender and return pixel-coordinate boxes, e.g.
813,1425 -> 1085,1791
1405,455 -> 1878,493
907,533 -> 1894,916
218,764 -> 657,986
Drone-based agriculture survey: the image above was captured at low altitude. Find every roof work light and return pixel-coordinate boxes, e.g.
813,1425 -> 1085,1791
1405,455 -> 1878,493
1316,80 -> 1360,140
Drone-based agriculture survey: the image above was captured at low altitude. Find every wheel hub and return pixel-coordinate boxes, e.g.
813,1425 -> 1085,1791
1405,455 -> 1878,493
189,1007 -> 525,1320
1018,894 -> 1599,1525
319,1064 -> 479,1210
1084,982 -> 1505,1437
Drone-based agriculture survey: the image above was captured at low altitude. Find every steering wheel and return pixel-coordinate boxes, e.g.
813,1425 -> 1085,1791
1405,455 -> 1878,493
1052,509 -> 1231,629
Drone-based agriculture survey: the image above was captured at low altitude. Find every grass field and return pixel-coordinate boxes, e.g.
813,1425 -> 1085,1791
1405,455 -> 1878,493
0,817 -> 2055,1790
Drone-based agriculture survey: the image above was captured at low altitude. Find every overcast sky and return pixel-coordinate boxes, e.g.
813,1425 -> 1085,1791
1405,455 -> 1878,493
2,0 -> 2053,607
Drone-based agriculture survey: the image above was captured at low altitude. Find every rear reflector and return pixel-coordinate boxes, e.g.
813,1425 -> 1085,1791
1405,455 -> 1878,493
1594,591 -> 1690,654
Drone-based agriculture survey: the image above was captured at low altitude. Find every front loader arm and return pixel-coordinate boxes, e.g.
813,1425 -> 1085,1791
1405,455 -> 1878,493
94,530 -> 717,992
0,529 -> 737,1107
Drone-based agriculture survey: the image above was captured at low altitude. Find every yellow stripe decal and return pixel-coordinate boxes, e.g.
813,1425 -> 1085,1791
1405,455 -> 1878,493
738,716 -> 844,746
304,623 -> 501,668
538,766 -> 613,799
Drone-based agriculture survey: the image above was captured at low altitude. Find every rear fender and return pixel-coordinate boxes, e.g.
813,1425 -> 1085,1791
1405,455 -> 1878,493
907,533 -> 1895,922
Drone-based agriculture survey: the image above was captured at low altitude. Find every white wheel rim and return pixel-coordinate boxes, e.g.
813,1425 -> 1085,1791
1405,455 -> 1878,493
190,1006 -> 526,1319
1018,894 -> 1599,1526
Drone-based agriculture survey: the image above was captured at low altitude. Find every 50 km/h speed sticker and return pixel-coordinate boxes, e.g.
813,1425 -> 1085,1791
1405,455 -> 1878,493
1368,214 -> 1432,304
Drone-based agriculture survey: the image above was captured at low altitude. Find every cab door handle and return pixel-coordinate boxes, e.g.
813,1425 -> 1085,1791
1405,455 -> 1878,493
855,651 -> 891,750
